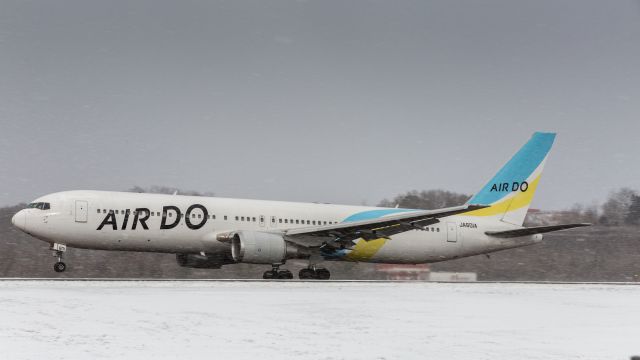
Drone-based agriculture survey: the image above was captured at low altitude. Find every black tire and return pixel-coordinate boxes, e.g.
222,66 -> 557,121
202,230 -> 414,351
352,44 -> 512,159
298,268 -> 315,279
315,268 -> 330,280
53,262 -> 66,273
263,270 -> 277,279
278,270 -> 293,279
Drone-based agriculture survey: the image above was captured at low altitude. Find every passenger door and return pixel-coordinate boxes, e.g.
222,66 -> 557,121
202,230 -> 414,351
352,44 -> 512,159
75,200 -> 88,223
446,222 -> 458,243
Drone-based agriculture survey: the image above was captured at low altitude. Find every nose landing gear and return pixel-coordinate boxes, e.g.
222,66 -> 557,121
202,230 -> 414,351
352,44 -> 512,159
51,243 -> 67,273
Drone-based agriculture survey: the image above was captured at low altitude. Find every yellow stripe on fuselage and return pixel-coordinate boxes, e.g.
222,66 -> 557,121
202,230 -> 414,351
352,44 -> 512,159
465,175 -> 541,217
345,238 -> 387,261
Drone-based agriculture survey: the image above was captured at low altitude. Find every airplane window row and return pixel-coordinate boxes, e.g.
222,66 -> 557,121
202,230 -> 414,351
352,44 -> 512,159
95,208 -> 335,226
278,218 -> 334,226
97,208 -> 217,220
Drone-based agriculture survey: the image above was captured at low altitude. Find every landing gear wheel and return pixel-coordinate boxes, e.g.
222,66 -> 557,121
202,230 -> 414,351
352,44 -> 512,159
262,270 -> 277,279
50,243 -> 67,273
53,262 -> 66,273
298,267 -> 330,280
298,268 -> 315,279
315,268 -> 331,280
277,270 -> 294,279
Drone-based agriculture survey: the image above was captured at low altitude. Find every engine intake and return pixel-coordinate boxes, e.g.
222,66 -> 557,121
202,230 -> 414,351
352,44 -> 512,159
230,231 -> 308,264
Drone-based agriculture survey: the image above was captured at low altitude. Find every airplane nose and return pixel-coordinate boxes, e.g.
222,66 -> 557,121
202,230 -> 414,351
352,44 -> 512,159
12,210 -> 26,231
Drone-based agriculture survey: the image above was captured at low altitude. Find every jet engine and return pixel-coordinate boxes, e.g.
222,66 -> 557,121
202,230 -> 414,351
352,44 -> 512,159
176,253 -> 235,269
224,231 -> 308,264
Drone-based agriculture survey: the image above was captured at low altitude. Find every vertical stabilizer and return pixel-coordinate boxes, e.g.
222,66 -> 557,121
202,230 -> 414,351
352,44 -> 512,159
465,132 -> 556,226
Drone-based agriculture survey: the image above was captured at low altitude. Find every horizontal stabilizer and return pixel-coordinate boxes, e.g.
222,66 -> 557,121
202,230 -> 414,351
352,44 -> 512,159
485,223 -> 591,238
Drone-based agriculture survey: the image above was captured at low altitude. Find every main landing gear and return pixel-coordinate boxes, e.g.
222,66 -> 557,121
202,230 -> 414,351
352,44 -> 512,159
262,263 -> 331,280
298,267 -> 330,280
51,243 -> 67,273
263,264 -> 294,279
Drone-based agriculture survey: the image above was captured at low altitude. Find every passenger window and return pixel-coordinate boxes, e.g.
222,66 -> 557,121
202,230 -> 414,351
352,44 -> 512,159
97,209 -> 101,214
224,215 -> 227,220
279,219 -> 282,223
116,210 -> 119,214
252,217 -> 256,222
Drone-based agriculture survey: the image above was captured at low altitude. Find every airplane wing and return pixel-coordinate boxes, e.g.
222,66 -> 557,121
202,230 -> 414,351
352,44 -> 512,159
485,223 -> 591,238
284,204 -> 488,248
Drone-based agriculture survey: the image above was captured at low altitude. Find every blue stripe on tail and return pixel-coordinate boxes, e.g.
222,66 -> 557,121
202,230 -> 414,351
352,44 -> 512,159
468,132 -> 556,205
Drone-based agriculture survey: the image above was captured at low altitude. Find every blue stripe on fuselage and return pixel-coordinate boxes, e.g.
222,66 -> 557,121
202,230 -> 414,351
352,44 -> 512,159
342,208 -> 415,223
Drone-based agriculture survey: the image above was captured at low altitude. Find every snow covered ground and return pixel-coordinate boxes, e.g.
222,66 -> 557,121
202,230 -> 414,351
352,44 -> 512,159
0,280 -> 638,360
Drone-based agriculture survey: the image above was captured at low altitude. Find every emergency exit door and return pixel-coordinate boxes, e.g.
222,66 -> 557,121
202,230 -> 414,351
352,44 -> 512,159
75,200 -> 88,223
446,222 -> 458,242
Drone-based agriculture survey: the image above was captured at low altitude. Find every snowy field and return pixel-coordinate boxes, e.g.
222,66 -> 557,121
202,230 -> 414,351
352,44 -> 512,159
0,281 -> 638,360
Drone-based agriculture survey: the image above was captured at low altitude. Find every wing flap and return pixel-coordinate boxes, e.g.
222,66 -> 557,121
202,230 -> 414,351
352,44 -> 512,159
485,223 -> 591,238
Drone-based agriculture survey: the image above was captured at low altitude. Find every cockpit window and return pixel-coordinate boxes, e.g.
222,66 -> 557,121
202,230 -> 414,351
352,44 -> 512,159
27,202 -> 50,210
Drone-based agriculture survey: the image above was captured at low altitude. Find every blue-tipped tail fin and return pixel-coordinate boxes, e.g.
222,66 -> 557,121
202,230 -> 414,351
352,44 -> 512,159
466,132 -> 556,226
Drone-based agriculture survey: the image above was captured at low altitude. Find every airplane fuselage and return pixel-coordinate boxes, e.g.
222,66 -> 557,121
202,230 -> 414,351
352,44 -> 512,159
12,190 -> 541,265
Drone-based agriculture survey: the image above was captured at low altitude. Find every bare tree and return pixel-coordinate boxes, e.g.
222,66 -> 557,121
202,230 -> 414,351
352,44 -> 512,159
600,188 -> 637,225
625,194 -> 640,225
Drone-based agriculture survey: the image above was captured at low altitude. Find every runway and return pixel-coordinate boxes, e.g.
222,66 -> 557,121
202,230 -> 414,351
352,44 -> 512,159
1,280 -> 638,360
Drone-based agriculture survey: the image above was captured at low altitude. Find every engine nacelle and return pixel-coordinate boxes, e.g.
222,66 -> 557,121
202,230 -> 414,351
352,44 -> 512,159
176,253 -> 234,269
230,231 -> 307,264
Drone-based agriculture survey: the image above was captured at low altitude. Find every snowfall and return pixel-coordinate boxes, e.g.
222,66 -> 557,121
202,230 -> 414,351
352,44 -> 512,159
0,280 -> 638,360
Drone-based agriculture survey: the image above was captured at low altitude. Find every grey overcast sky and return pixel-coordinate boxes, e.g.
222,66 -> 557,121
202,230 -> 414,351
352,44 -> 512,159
1,0 -> 639,209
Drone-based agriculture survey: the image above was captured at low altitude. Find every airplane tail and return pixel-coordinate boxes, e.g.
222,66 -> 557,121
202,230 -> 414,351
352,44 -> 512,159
465,132 -> 556,226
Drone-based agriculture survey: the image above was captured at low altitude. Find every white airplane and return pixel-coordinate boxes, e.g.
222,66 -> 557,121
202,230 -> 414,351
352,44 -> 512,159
12,132 -> 588,279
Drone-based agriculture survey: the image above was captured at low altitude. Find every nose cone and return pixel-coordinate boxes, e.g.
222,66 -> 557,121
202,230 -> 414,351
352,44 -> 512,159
12,210 -> 26,232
